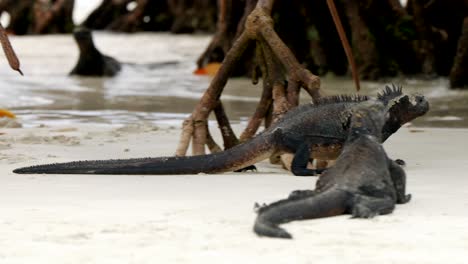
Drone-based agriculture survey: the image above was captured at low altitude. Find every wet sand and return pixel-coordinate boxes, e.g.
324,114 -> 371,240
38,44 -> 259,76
1,123 -> 467,263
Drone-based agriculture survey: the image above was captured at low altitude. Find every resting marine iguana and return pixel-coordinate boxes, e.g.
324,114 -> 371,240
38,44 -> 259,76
70,27 -> 121,77
253,100 -> 412,239
13,85 -> 429,175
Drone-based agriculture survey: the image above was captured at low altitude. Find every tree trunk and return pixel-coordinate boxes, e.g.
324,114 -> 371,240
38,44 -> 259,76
34,0 -> 75,34
358,0 -> 420,76
342,0 -> 381,80
196,0 -> 248,68
82,0 -> 131,30
169,0 -> 217,34
306,0 -> 348,76
0,0 -> 35,35
450,16 -> 468,89
414,0 -> 468,76
0,0 -> 74,35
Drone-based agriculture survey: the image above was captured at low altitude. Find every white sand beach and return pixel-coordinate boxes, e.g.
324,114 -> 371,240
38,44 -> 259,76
0,123 -> 467,263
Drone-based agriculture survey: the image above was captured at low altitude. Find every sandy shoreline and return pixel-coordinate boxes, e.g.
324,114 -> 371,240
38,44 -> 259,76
1,123 -> 467,263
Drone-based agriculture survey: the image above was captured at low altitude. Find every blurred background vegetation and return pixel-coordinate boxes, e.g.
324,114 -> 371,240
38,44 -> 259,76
1,0 -> 467,88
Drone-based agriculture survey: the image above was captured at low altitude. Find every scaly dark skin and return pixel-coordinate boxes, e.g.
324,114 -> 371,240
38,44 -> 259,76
253,101 -> 412,239
70,27 -> 121,77
13,85 -> 429,175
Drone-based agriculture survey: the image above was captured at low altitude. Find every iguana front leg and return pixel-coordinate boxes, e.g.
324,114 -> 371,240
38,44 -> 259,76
388,159 -> 411,204
280,131 -> 327,176
351,195 -> 395,218
290,143 -> 325,176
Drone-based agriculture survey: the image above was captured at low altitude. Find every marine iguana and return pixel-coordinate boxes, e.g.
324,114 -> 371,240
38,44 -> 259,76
13,85 -> 429,175
70,27 -> 121,77
253,100 -> 412,239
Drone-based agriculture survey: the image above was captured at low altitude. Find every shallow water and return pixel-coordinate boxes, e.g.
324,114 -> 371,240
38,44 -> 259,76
1,33 -> 467,128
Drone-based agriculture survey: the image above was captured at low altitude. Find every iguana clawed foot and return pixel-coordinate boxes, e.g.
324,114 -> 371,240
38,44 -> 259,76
235,165 -> 257,172
400,194 -> 412,204
395,159 -> 406,166
351,195 -> 395,218
351,204 -> 379,218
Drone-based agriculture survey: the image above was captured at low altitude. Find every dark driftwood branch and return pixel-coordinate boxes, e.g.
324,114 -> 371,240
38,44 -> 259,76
0,23 -> 22,75
176,32 -> 251,155
239,89 -> 272,141
108,0 -> 148,32
176,0 -> 325,157
260,38 -> 291,121
196,0 -> 244,68
240,42 -> 272,141
286,80 -> 300,106
214,101 -> 239,149
175,118 -> 193,156
258,0 -> 273,14
175,0 -> 365,177
205,123 -> 222,153
196,0 -> 231,67
326,0 -> 360,91
176,0 -> 329,163
34,0 -> 74,34
450,17 -> 468,88
257,25 -> 322,100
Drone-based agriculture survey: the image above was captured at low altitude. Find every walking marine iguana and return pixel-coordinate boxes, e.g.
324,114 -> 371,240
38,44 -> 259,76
13,85 -> 429,175
253,100 -> 412,239
70,27 -> 121,77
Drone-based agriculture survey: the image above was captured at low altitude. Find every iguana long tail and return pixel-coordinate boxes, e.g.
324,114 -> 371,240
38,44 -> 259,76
13,133 -> 276,175
253,189 -> 349,239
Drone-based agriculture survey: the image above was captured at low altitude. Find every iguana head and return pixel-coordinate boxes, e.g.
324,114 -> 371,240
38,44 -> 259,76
381,92 -> 430,141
